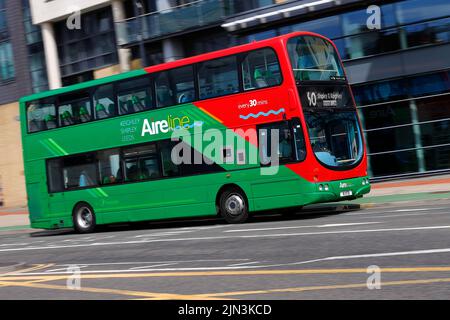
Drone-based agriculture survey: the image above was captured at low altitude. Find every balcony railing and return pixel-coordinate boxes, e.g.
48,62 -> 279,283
115,0 -> 233,46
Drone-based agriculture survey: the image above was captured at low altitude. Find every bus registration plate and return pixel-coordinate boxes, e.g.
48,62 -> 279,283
340,190 -> 353,197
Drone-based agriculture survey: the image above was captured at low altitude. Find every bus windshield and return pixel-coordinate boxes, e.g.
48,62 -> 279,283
305,110 -> 363,168
287,36 -> 345,82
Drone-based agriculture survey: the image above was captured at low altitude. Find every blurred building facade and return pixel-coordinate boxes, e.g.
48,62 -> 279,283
0,0 -> 449,206
0,0 -> 43,207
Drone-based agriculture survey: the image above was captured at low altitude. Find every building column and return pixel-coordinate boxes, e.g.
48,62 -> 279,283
41,22 -> 62,89
156,0 -> 184,62
162,39 -> 184,62
111,0 -> 131,72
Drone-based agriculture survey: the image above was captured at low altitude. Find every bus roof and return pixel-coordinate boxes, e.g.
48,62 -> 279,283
19,31 -> 326,104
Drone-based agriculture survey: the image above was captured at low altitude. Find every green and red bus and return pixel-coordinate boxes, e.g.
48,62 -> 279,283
19,32 -> 370,233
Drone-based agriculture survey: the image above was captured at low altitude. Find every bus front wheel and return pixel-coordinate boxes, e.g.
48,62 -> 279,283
219,188 -> 249,224
73,203 -> 96,233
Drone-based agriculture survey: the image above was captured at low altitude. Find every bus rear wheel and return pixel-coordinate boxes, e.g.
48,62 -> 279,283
219,188 -> 249,224
73,203 -> 96,233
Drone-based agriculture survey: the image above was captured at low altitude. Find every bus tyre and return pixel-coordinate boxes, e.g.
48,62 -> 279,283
219,189 -> 249,224
73,203 -> 96,233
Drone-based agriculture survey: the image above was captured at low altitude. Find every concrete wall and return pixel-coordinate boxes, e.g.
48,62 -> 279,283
30,0 -> 111,24
93,59 -> 144,79
0,102 -> 27,208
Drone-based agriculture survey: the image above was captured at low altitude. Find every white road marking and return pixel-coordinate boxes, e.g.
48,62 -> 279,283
0,243 -> 29,247
134,230 -> 194,238
51,259 -> 250,267
7,247 -> 450,275
44,266 -> 89,273
133,225 -> 230,238
290,248 -> 450,266
343,212 -> 450,220
228,261 -> 261,267
345,207 -> 448,216
225,222 -> 381,233
1,225 -> 450,253
239,225 -> 450,239
129,263 -> 179,270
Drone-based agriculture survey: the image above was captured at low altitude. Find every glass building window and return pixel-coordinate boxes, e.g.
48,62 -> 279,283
341,5 -> 396,37
0,41 -> 14,81
343,29 -> 400,60
184,31 -> 235,57
280,15 -> 342,39
404,17 -> 450,48
352,78 -> 409,106
198,56 -> 239,99
0,0 -> 6,35
417,95 -> 450,122
409,71 -> 450,97
416,96 -> 450,148
55,7 -> 117,77
242,48 -> 282,90
23,0 -> 42,45
425,145 -> 450,171
370,151 -> 419,177
366,126 -> 416,154
27,43 -> 48,92
353,70 -> 450,178
247,30 -> 277,42
396,0 -> 450,25
359,102 -> 412,130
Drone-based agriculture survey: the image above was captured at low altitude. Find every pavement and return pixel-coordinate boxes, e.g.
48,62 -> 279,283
0,174 -> 449,232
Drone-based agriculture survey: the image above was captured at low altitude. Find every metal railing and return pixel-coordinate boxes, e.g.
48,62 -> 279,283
115,0 -> 232,46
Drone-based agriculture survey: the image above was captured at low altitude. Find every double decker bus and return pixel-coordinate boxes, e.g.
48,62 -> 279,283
19,32 -> 370,233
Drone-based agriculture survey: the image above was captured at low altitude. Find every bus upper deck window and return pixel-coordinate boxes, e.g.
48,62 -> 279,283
27,99 -> 57,133
242,48 -> 282,91
94,84 -> 116,119
287,36 -> 345,82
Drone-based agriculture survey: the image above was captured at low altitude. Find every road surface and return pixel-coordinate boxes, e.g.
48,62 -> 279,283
1,200 -> 450,299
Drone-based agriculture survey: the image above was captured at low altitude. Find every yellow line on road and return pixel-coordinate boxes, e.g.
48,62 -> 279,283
1,264 -> 54,277
0,280 -> 225,300
196,277 -> 450,298
3,265 -> 450,282
2,277 -> 450,299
